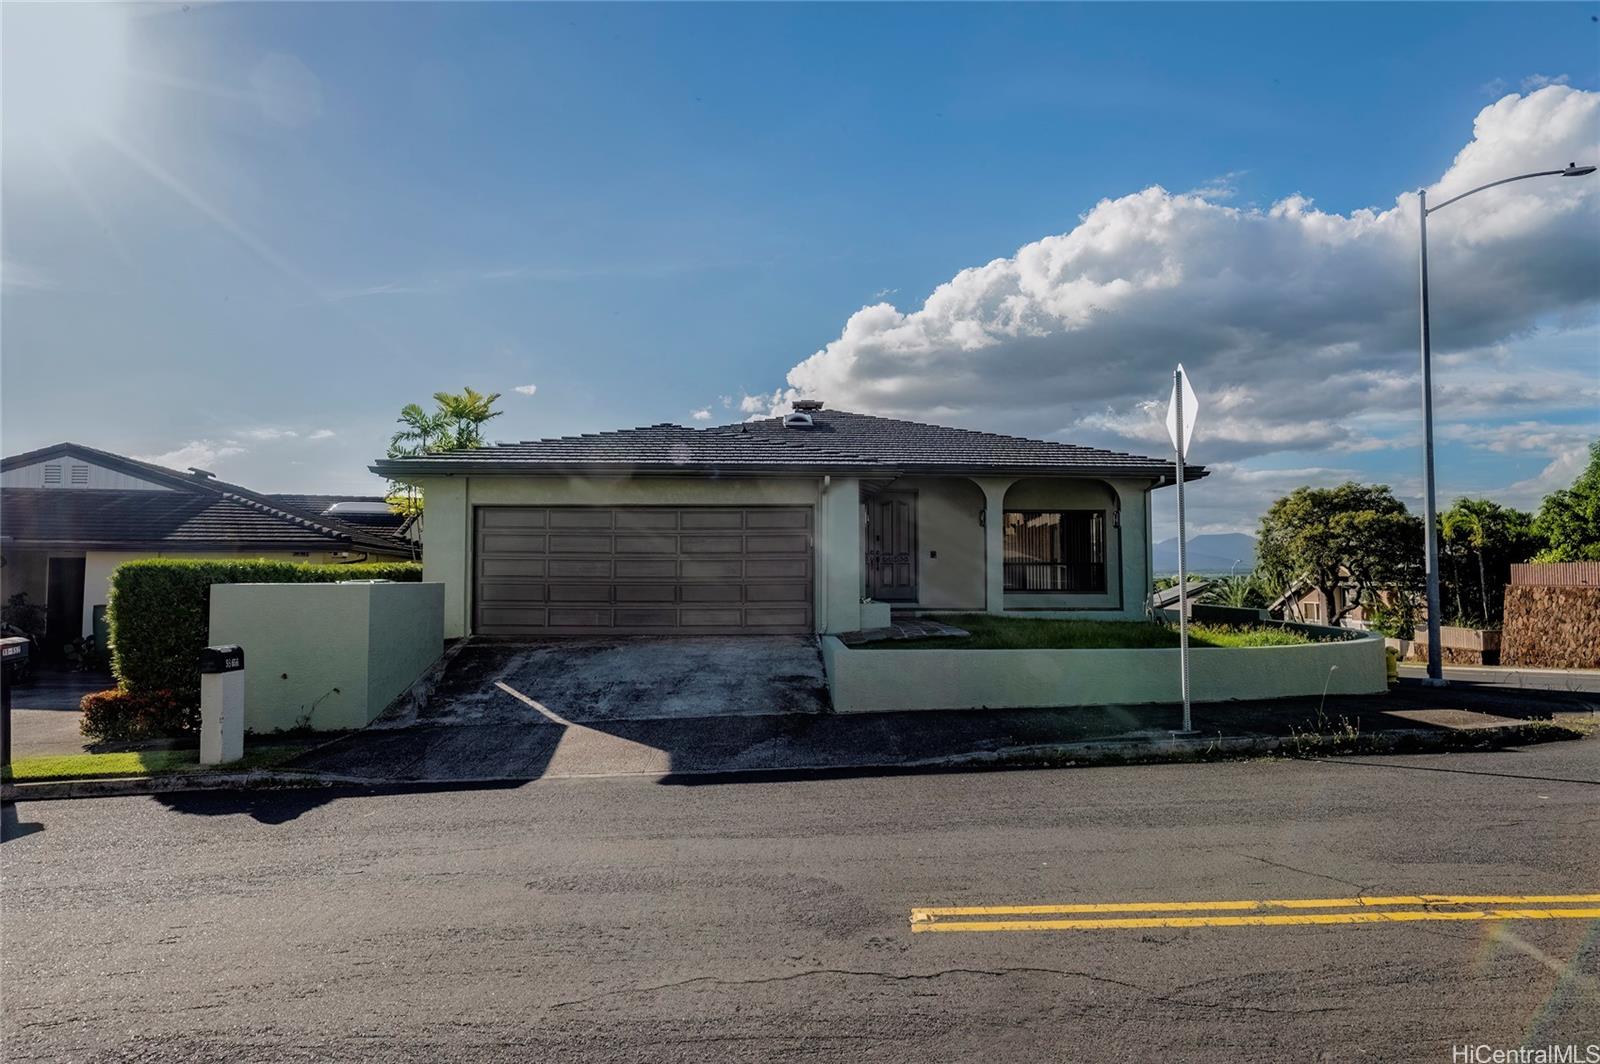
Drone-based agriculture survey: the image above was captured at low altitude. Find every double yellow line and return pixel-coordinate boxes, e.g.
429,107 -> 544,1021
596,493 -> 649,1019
910,894 -> 1600,933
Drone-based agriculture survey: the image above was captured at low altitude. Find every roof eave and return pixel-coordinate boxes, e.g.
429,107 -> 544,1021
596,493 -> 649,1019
372,459 -> 1200,481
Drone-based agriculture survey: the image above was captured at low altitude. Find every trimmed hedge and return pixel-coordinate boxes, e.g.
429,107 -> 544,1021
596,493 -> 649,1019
108,559 -> 422,712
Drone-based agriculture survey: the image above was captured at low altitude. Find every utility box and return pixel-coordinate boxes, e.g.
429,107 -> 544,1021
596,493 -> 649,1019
199,644 -> 245,765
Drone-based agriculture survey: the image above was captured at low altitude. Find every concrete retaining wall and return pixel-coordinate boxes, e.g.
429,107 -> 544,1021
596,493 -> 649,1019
821,626 -> 1386,713
209,581 -> 444,733
1387,625 -> 1500,666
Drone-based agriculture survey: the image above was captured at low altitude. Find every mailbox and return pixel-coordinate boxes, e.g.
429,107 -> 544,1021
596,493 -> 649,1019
1,636 -> 28,768
199,644 -> 245,765
199,645 -> 244,674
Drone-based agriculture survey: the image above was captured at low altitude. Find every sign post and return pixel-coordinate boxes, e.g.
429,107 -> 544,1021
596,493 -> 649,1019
1165,365 -> 1199,735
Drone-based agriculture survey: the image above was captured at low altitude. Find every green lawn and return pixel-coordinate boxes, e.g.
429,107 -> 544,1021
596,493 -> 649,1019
3,744 -> 310,784
873,614 -> 1324,650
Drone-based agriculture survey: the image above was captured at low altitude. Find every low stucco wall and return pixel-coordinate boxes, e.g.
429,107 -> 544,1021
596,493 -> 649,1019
209,581 -> 444,733
821,626 -> 1386,713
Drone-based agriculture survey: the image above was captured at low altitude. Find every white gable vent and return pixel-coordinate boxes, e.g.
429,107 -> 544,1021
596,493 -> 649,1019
43,464 -> 62,484
782,412 -> 815,429
70,464 -> 89,484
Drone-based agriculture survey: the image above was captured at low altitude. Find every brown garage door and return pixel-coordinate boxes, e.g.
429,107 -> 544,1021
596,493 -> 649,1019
474,506 -> 814,635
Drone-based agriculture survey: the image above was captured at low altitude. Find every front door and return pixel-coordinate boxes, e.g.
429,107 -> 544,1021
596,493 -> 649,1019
45,557 -> 86,658
865,493 -> 917,602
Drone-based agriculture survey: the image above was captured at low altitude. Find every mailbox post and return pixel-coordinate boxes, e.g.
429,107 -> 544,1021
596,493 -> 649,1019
1,636 -> 30,770
199,644 -> 245,766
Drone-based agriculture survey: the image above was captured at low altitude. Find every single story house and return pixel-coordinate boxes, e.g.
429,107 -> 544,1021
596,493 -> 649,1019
372,401 -> 1205,639
1,442 -> 416,655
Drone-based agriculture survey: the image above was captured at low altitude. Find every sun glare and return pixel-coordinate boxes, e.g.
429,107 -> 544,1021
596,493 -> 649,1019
2,3 -> 131,149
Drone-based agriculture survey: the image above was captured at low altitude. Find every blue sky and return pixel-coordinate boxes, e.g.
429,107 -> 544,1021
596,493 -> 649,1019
3,2 -> 1597,536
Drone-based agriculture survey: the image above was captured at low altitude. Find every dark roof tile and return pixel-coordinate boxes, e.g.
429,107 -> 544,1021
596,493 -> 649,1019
372,408 -> 1201,480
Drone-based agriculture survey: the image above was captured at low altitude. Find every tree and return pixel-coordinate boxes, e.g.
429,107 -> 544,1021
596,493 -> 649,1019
1531,439 -> 1600,562
1256,483 -> 1423,627
1438,498 -> 1536,626
385,387 -> 505,514
1199,574 -> 1268,610
432,387 -> 503,450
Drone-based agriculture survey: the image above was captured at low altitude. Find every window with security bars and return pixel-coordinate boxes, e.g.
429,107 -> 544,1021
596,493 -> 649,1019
1002,510 -> 1107,593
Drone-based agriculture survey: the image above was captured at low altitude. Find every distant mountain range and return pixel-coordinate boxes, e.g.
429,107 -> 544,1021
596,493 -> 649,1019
1153,533 -> 1257,575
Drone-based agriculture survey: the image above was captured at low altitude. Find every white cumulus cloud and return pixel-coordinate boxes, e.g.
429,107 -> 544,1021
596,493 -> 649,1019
756,86 -> 1598,528
689,408 -> 712,421
514,383 -> 538,396
134,440 -> 246,471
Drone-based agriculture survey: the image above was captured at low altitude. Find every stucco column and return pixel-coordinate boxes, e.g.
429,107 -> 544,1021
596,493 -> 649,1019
973,477 -> 1015,615
819,477 -> 863,633
418,476 -> 469,639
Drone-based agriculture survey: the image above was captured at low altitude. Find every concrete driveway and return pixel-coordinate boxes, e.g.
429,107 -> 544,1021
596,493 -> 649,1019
378,636 -> 830,728
7,670 -> 113,757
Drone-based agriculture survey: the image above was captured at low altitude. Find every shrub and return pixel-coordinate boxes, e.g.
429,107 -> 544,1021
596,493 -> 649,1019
107,559 -> 422,710
79,688 -> 197,743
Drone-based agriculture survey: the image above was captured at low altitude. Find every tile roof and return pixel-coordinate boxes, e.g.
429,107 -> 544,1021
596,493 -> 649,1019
0,488 -> 392,551
268,494 -> 412,536
372,408 -> 1203,481
1,443 -> 411,554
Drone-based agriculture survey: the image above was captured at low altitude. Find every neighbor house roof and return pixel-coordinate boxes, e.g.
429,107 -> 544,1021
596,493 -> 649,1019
1,443 -> 410,554
371,406 -> 1206,482
268,494 -> 412,535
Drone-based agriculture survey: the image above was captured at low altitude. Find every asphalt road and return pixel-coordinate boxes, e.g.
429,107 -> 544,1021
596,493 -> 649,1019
5,741 -> 1599,1063
1397,662 -> 1600,693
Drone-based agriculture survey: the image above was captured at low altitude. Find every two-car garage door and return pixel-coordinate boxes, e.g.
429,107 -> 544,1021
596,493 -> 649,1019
474,506 -> 814,635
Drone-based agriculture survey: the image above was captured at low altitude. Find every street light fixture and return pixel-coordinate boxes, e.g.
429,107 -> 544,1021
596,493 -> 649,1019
1415,162 -> 1594,686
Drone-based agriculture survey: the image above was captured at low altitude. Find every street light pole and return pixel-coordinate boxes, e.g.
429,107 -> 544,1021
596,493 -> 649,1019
1415,162 -> 1594,686
1417,187 -> 1443,684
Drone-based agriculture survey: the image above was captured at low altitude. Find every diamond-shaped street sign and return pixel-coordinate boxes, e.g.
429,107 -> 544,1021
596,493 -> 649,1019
1165,364 -> 1199,458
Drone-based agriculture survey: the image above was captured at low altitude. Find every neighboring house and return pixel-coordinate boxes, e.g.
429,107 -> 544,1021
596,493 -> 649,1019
1148,579 -> 1215,612
0,443 -> 416,655
1269,575 -> 1411,629
372,400 -> 1205,639
1270,577 -> 1361,626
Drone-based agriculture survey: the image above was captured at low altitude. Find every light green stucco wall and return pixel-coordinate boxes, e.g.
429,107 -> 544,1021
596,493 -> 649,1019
407,471 -> 1160,636
910,478 -> 986,609
209,581 -> 443,733
821,627 -> 1386,712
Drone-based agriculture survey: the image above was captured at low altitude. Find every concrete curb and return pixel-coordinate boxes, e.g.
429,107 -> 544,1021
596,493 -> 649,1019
4,721 -> 1584,802
1,770 -> 357,803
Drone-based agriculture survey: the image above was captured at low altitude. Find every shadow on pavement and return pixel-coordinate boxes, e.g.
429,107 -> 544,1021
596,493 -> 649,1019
277,651 -> 1599,790
152,778 -> 530,823
2,802 -> 45,843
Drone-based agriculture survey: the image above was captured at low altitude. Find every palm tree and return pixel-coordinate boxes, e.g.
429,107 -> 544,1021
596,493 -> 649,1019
432,387 -> 503,450
1439,498 -> 1532,626
389,403 -> 448,458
